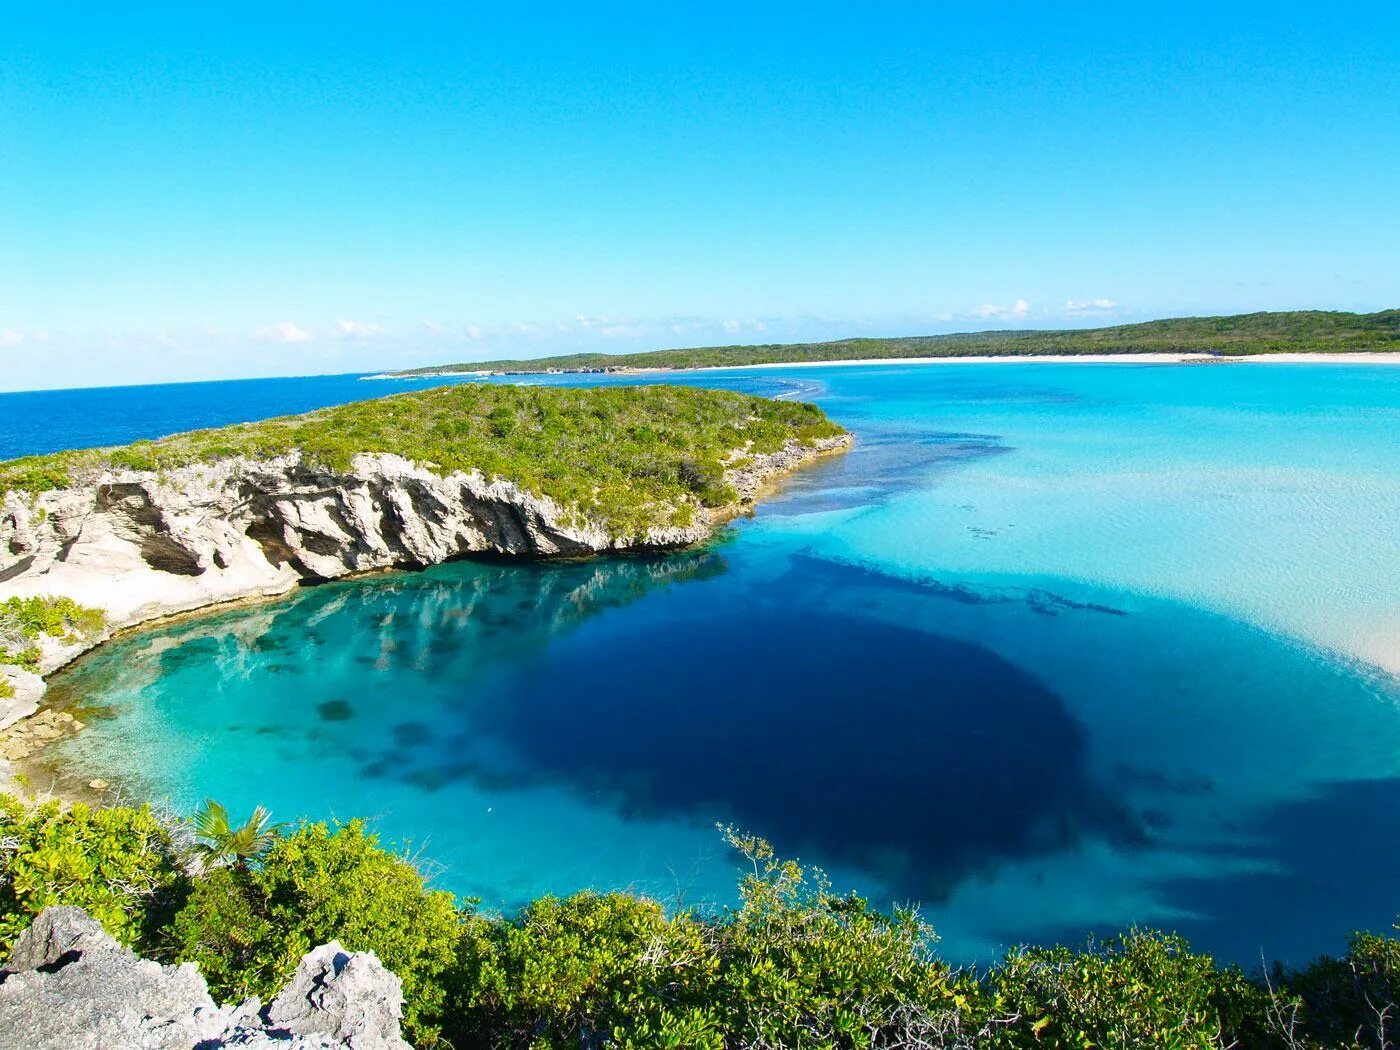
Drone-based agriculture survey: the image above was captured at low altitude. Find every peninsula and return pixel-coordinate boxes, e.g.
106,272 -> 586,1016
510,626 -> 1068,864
383,308 -> 1400,378
0,383 -> 848,721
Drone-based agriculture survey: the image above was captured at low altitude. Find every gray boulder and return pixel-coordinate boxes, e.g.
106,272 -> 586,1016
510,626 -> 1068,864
0,906 -> 231,1048
223,941 -> 411,1049
0,906 -> 413,1049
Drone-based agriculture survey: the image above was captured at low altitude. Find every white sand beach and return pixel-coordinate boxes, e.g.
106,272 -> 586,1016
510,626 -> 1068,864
374,351 -> 1400,381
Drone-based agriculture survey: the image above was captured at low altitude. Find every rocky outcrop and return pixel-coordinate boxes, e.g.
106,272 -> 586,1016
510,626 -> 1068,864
0,668 -> 44,731
0,906 -> 412,1049
0,437 -> 849,685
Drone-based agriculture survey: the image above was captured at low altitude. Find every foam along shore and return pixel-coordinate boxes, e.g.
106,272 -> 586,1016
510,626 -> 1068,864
0,384 -> 850,725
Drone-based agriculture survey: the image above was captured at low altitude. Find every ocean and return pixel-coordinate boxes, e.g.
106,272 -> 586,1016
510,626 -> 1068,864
14,361 -> 1400,965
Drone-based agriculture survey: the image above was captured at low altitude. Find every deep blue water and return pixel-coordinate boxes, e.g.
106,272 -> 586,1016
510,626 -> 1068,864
0,373 -> 425,458
17,361 -> 1400,966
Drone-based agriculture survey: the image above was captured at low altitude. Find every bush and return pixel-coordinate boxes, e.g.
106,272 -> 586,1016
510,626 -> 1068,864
454,890 -> 724,1049
0,595 -> 106,671
984,929 -> 1276,1049
449,828 -> 976,1049
1284,924 -> 1400,1049
706,827 -> 971,1049
0,795 -> 186,955
167,818 -> 462,1046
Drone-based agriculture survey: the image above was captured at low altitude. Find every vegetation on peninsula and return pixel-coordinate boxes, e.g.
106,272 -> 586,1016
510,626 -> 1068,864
0,384 -> 845,534
1,793 -> 1396,1049
390,308 -> 1400,376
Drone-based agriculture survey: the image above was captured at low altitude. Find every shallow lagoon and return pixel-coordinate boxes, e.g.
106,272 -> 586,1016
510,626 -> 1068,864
43,362 -> 1400,965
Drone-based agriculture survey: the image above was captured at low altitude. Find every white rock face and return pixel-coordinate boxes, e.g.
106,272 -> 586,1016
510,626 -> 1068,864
0,667 -> 44,730
0,438 -> 850,681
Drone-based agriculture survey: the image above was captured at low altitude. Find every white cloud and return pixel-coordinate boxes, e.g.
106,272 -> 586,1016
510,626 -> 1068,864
336,319 -> 385,338
971,299 -> 1031,320
0,330 -> 23,348
1065,298 -> 1118,313
721,319 -> 743,333
257,321 -> 312,344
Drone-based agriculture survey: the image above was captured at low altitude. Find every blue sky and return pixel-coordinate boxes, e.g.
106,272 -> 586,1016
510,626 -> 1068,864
3,3 -> 1397,390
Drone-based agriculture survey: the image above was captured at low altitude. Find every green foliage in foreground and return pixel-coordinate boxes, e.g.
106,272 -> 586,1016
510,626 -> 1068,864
0,384 -> 845,534
393,308 -> 1400,375
0,595 -> 106,672
0,796 -> 185,954
170,819 -> 462,1043
0,794 -> 1396,1049
190,798 -> 284,870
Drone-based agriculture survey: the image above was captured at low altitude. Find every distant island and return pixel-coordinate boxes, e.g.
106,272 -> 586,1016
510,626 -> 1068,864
384,308 -> 1400,377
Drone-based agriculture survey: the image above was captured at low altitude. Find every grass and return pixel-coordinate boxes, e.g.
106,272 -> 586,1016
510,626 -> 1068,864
389,308 -> 1400,375
0,383 -> 845,535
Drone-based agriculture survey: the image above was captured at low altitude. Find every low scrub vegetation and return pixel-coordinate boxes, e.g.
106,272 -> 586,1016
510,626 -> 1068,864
0,384 -> 845,534
393,309 -> 1400,375
0,595 -> 106,672
0,793 -> 1395,1048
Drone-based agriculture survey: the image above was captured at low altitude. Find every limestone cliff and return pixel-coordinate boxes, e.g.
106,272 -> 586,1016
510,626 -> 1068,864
0,436 -> 849,704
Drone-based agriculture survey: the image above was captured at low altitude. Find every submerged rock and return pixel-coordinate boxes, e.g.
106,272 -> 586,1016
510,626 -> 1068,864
0,906 -> 413,1049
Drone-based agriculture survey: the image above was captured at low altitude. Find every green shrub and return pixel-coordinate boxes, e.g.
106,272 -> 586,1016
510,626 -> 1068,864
0,595 -> 106,671
449,828 -> 975,1050
0,795 -> 187,955
454,890 -> 725,1049
984,928 -> 1275,1049
705,827 -> 970,1049
167,818 -> 462,1046
1284,923 -> 1399,1049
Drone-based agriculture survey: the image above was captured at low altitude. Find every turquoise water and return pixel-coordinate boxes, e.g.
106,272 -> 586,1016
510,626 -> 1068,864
45,362 -> 1400,965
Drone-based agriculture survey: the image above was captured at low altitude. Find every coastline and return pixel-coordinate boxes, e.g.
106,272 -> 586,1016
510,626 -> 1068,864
0,434 -> 853,795
372,351 -> 1400,382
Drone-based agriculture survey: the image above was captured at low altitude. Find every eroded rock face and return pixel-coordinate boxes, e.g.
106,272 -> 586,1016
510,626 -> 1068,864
0,440 -> 849,681
0,906 -> 412,1049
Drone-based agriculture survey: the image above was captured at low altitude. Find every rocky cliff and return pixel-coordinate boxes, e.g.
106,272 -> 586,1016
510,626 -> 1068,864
0,906 -> 412,1049
0,436 -> 849,720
